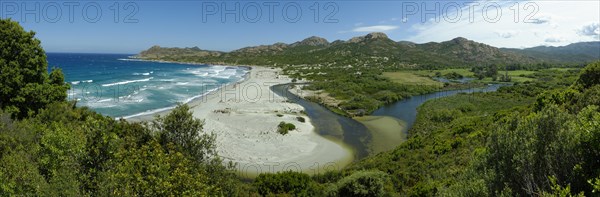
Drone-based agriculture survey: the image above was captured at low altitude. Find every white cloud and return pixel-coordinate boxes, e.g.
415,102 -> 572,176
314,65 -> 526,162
578,23 -> 600,36
406,0 -> 600,48
353,25 -> 399,32
496,31 -> 519,38
529,15 -> 553,24
544,36 -> 566,43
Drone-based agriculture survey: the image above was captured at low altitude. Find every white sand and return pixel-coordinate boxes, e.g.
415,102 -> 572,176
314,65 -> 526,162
129,66 -> 353,178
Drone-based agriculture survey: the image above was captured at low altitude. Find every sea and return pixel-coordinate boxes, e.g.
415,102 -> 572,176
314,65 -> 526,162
46,53 -> 249,118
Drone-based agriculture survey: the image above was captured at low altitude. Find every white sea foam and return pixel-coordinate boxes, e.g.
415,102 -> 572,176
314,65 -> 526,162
72,80 -> 92,85
120,106 -> 176,120
187,66 -> 241,79
83,100 -> 118,108
133,72 -> 151,76
108,66 -> 248,119
98,98 -> 113,103
118,58 -> 144,62
121,86 -> 221,120
102,77 -> 153,87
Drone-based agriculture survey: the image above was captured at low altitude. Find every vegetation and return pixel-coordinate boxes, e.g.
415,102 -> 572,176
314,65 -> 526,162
327,170 -> 391,197
2,18 -> 600,196
344,62 -> 600,196
472,64 -> 499,80
277,121 -> 296,135
137,33 -> 593,116
382,72 -> 442,86
0,19 -> 242,196
296,116 -> 306,123
254,171 -> 317,196
248,65 -> 598,196
443,71 -> 464,80
0,19 -> 69,119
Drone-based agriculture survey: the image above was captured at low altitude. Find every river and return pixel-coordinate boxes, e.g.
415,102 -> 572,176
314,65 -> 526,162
272,83 -> 506,159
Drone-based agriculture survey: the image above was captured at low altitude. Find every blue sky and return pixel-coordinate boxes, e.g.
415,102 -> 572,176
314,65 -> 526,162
3,0 -> 599,54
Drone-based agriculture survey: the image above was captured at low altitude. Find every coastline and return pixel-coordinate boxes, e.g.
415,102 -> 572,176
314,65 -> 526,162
127,66 -> 354,178
121,56 -> 253,69
123,66 -> 252,120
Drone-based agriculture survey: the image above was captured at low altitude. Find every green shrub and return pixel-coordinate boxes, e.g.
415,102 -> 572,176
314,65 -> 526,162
430,109 -> 460,122
457,103 -> 476,112
328,171 -> 389,197
254,171 -> 317,196
277,122 -> 296,135
575,61 -> 600,89
444,72 -> 464,80
296,116 -> 306,123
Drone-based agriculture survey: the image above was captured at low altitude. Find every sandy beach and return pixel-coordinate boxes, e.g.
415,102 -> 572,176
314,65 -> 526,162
129,66 -> 353,177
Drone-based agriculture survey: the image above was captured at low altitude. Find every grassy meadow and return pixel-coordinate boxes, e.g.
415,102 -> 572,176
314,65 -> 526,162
381,68 -> 579,85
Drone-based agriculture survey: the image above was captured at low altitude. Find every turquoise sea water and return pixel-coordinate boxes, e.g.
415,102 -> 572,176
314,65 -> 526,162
47,53 -> 248,118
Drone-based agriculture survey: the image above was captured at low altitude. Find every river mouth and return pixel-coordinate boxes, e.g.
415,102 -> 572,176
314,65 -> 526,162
272,83 -> 507,161
271,84 -> 371,159
354,116 -> 407,154
372,83 -> 506,135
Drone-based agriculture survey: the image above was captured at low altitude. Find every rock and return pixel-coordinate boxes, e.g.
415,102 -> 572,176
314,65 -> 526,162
291,36 -> 329,47
348,32 -> 389,43
365,32 -> 388,39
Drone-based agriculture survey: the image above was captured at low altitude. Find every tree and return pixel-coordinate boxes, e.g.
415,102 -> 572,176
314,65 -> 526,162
38,122 -> 86,196
575,61 -> 600,89
487,64 -> 499,77
0,151 -> 49,196
97,140 -> 210,196
485,104 -> 600,196
0,19 -> 69,119
152,104 -> 216,163
500,69 -> 512,82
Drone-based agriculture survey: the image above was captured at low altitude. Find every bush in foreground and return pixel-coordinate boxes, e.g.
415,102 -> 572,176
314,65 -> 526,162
254,171 -> 317,196
327,170 -> 390,197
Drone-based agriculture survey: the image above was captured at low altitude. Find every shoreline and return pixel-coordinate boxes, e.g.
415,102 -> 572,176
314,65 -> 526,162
123,66 -> 252,121
127,66 -> 354,178
121,56 -> 253,69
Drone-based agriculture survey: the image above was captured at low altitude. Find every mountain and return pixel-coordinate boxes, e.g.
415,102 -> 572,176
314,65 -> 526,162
502,42 -> 600,63
415,37 -> 537,66
137,33 -> 599,68
138,45 -> 223,59
347,32 -> 390,43
290,36 -> 329,47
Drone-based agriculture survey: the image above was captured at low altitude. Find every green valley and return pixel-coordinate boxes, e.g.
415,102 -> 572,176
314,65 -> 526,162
2,4 -> 600,196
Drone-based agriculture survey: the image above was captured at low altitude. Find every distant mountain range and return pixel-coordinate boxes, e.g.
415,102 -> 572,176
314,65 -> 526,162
138,32 -> 599,68
501,42 -> 600,63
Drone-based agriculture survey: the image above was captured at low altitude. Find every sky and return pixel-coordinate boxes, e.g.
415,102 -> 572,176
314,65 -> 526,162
2,0 -> 599,54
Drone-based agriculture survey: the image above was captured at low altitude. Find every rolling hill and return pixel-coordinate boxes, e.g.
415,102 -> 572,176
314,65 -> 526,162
138,32 -> 599,68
